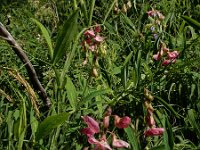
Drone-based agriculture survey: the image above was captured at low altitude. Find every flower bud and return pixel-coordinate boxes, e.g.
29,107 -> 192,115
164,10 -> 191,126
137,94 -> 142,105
92,67 -> 98,77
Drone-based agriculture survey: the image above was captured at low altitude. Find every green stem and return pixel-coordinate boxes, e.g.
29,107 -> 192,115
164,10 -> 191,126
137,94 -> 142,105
88,0 -> 95,26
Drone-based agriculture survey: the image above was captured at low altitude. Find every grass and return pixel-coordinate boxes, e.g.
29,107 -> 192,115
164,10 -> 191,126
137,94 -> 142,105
0,0 -> 200,149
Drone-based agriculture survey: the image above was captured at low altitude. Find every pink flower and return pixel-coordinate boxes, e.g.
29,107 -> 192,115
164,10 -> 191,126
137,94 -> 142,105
103,116 -> 110,129
153,53 -> 161,61
145,109 -> 155,127
168,51 -> 179,60
147,10 -> 156,17
94,35 -> 104,43
144,128 -> 164,137
112,134 -> 129,148
81,128 -> 95,137
162,59 -> 171,66
114,115 -> 131,129
95,25 -> 101,33
88,135 -> 112,150
84,29 -> 95,37
81,116 -> 100,134
156,11 -> 165,20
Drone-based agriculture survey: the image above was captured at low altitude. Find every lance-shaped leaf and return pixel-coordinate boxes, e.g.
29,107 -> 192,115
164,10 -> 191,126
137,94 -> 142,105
31,18 -> 53,60
53,10 -> 79,64
35,112 -> 69,141
181,16 -> 200,30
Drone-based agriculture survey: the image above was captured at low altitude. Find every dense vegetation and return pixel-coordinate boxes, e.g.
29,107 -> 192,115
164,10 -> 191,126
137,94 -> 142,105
0,0 -> 200,149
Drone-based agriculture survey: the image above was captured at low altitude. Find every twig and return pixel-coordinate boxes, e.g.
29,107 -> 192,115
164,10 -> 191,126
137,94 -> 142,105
0,22 -> 51,109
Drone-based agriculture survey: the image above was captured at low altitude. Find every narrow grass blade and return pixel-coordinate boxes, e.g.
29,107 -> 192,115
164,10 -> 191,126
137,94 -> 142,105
121,51 -> 133,88
88,0 -> 95,26
80,88 -> 111,107
181,16 -> 200,30
31,18 -> 53,60
155,96 -> 182,118
124,126 -> 139,150
103,0 -> 117,24
187,109 -> 200,139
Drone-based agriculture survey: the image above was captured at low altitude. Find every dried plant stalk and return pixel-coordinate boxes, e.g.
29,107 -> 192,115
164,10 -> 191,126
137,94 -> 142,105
0,22 -> 51,109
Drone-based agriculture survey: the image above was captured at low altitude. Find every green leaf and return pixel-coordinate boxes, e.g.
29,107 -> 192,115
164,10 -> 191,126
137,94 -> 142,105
121,51 -> 133,88
53,10 -> 79,64
187,109 -> 200,139
124,126 -> 139,150
80,89 -> 111,107
31,18 -> 53,60
155,96 -> 182,119
66,76 -> 77,111
150,144 -> 165,150
181,16 -> 200,30
121,13 -> 136,32
36,112 -> 69,141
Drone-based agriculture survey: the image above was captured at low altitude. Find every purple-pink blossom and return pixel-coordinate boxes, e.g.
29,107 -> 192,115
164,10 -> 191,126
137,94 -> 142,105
81,116 -> 100,134
88,135 -> 112,150
114,115 -> 131,129
144,128 -> 164,137
112,134 -> 130,148
82,25 -> 104,51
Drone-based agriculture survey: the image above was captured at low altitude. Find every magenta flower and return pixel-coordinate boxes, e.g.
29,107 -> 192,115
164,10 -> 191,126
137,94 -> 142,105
112,134 -> 129,148
153,53 -> 161,61
145,109 -> 155,127
94,35 -> 104,43
81,128 -> 95,137
81,116 -> 100,134
88,135 -> 112,150
95,25 -> 101,33
84,29 -> 95,37
114,115 -> 131,129
82,25 -> 104,52
147,10 -> 157,17
168,51 -> 179,59
144,128 -> 164,137
103,116 -> 110,129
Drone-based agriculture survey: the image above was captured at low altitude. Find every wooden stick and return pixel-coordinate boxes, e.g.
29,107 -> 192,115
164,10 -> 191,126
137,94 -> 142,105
0,22 -> 51,109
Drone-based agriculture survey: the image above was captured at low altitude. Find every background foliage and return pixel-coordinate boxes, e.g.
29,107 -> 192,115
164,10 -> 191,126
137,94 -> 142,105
0,0 -> 200,149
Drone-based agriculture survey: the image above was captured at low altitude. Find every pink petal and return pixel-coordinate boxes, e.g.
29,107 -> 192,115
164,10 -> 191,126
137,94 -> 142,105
88,136 -> 99,144
81,116 -> 100,133
156,11 -> 165,20
153,53 -> 161,61
114,116 -> 131,129
88,136 -> 112,150
112,135 -> 129,148
162,59 -> 171,66
89,45 -> 96,51
168,51 -> 179,59
93,35 -> 104,43
147,10 -> 156,17
144,128 -> 164,137
84,29 -> 95,37
81,128 -> 95,137
95,25 -> 101,33
103,116 -> 110,129
145,111 -> 155,127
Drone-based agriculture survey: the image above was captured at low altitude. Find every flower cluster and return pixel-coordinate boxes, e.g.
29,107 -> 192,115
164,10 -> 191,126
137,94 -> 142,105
82,25 -> 104,52
81,25 -> 105,78
146,8 -> 165,40
144,88 -> 164,137
153,42 -> 179,66
147,8 -> 165,21
81,107 -> 131,149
